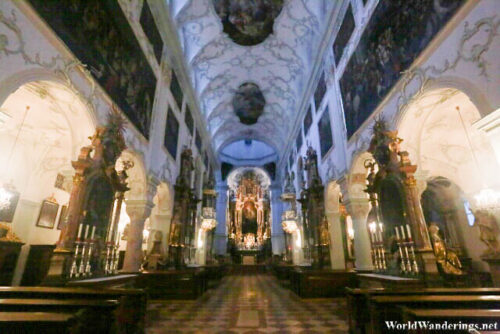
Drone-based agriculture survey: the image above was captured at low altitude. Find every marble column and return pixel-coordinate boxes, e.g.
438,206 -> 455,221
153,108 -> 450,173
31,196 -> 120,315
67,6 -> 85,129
214,182 -> 228,255
345,198 -> 373,272
325,210 -> 346,270
122,199 -> 155,272
270,184 -> 285,255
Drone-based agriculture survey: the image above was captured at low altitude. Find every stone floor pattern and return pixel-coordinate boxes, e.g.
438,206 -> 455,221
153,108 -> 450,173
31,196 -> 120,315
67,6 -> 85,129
146,274 -> 349,334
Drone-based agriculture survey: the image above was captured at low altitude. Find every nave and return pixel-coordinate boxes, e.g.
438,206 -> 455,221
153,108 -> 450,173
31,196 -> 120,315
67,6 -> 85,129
146,273 -> 348,334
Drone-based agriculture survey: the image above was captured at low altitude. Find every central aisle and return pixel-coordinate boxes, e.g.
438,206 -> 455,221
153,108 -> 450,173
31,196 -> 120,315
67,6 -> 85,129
146,273 -> 349,333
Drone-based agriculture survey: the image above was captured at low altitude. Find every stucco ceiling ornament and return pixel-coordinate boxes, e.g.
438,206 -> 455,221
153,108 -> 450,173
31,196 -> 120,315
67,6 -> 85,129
173,0 -> 331,155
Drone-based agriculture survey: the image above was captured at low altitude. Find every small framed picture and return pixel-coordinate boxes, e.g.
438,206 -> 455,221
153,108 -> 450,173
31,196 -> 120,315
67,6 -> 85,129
36,200 -> 59,229
57,205 -> 68,230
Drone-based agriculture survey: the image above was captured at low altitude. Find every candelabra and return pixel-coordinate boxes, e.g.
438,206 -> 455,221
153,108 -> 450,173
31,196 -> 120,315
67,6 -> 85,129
394,224 -> 419,275
369,221 -> 387,271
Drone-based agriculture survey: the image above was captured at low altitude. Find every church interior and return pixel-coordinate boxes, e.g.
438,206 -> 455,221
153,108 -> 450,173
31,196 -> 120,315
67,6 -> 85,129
0,0 -> 499,333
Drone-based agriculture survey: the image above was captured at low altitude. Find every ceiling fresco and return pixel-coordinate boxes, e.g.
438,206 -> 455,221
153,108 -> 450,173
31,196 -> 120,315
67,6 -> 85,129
232,82 -> 266,125
213,0 -> 284,46
173,0 -> 335,157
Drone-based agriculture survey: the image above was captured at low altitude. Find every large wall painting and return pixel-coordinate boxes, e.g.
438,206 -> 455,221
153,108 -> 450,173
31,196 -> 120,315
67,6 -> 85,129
333,4 -> 355,65
318,107 -> 334,158
303,106 -> 313,136
185,106 -> 194,135
339,0 -> 464,138
29,0 -> 156,139
314,72 -> 327,110
140,0 -> 164,63
170,71 -> 184,110
296,130 -> 303,153
165,108 -> 179,159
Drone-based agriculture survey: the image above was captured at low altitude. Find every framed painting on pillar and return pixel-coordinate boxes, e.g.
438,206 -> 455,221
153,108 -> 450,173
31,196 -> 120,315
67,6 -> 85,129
36,199 -> 59,229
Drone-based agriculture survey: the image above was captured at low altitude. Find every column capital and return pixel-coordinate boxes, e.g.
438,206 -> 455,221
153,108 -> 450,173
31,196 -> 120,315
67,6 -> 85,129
125,199 -> 155,221
344,198 -> 371,220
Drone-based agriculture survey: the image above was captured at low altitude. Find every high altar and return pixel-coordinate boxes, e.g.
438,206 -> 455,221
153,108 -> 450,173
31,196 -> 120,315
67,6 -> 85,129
228,171 -> 271,263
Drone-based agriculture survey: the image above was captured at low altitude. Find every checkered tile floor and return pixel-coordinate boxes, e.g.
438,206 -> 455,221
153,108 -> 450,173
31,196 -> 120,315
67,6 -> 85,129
146,273 -> 349,333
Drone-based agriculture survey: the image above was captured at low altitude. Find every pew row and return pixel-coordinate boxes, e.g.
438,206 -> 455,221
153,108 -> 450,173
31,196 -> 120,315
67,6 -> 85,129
0,312 -> 75,334
401,308 -> 500,333
346,287 -> 500,334
0,286 -> 146,333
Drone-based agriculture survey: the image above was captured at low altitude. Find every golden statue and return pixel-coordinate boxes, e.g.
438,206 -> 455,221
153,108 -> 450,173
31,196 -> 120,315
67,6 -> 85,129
475,210 -> 500,257
429,223 -> 463,275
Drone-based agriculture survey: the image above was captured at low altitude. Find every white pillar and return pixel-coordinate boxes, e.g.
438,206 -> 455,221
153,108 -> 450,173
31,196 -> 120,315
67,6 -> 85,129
270,184 -> 285,255
325,210 -> 346,270
345,198 -> 373,272
214,182 -> 228,255
122,199 -> 154,272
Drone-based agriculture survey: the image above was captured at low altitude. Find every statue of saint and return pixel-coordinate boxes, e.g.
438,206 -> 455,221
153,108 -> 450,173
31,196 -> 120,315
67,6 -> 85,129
429,223 -> 463,275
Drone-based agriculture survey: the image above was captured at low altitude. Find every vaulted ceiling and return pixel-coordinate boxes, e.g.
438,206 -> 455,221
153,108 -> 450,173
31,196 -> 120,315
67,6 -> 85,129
170,0 -> 335,161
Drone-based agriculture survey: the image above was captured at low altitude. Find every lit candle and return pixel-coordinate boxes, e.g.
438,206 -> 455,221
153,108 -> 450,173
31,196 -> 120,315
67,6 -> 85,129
400,225 -> 406,240
395,226 -> 400,241
406,224 -> 412,239
91,226 -> 96,240
77,224 -> 83,239
84,224 -> 89,240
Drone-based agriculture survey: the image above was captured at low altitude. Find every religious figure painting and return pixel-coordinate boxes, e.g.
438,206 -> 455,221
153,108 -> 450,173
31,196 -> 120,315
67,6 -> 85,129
318,107 -> 334,159
140,0 -> 164,63
339,0 -> 464,138
36,199 -> 59,229
314,72 -> 327,110
303,106 -> 313,135
296,130 -> 303,152
28,0 -> 156,139
165,108 -> 180,159
170,71 -> 184,110
213,0 -> 284,46
333,4 -> 355,64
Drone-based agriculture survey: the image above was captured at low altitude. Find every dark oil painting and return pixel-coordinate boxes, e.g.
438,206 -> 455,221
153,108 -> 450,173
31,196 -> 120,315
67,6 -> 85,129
195,129 -> 202,153
314,71 -> 327,110
28,0 -> 157,139
185,106 -> 194,135
318,107 -> 334,158
303,106 -> 313,135
296,129 -> 303,152
340,0 -> 464,138
140,0 -> 164,63
170,70 -> 184,110
333,4 -> 355,64
165,108 -> 180,159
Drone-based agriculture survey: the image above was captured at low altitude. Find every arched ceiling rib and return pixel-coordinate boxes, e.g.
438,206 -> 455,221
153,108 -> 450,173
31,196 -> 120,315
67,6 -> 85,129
172,0 -> 334,156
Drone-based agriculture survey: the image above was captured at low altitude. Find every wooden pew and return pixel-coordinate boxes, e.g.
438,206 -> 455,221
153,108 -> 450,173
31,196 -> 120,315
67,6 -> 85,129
346,287 -> 500,334
401,308 -> 500,333
136,269 -> 207,299
0,286 -> 146,333
0,299 -> 119,333
0,312 -> 75,334
368,295 -> 500,334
